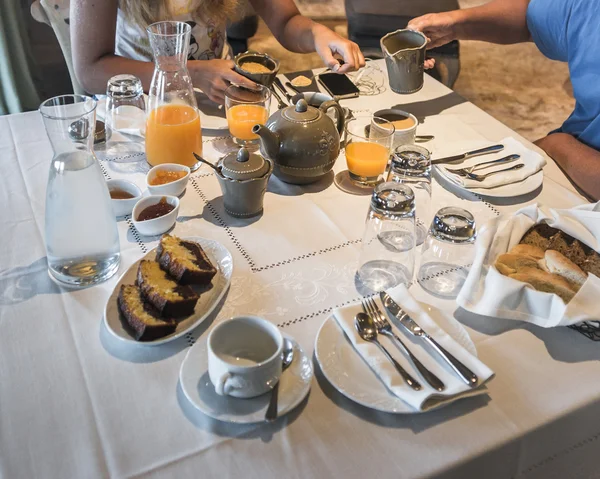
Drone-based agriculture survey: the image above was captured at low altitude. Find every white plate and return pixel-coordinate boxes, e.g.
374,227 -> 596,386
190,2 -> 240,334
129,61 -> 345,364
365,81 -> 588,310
104,237 -> 233,346
180,334 -> 313,424
435,167 -> 544,198
314,302 -> 477,414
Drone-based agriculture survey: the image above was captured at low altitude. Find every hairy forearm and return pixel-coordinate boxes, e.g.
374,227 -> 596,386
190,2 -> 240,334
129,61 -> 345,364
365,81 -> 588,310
453,0 -> 531,44
75,55 -> 155,94
536,133 -> 600,201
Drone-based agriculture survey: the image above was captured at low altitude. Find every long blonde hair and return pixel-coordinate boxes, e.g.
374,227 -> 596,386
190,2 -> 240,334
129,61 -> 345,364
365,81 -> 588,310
120,0 -> 240,28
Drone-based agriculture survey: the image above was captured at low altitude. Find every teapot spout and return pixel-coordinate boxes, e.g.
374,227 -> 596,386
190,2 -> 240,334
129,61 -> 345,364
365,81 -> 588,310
252,124 -> 279,160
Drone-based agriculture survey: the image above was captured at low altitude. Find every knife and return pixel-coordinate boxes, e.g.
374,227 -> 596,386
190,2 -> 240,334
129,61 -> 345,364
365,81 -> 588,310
273,77 -> 293,103
430,144 -> 504,166
380,292 -> 478,387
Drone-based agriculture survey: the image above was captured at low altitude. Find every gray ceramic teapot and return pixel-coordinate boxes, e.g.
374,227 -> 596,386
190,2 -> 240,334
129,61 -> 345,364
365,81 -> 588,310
216,148 -> 273,218
252,98 -> 344,184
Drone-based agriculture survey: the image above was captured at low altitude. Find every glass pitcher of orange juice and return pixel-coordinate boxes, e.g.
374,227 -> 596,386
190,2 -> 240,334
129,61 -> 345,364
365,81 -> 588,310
145,21 -> 202,169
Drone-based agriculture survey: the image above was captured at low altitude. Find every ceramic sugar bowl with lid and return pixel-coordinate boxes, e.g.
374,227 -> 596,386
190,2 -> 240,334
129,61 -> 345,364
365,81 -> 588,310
216,147 -> 273,218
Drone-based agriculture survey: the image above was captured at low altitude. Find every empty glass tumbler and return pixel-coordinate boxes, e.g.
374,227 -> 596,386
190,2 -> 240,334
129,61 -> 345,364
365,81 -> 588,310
40,95 -> 120,287
387,144 -> 431,245
358,182 -> 416,292
417,207 -> 477,299
104,74 -> 146,158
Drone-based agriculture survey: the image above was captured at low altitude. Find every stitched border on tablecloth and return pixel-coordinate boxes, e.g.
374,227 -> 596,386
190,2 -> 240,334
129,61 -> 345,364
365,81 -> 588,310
515,430 -> 600,478
189,175 -> 362,272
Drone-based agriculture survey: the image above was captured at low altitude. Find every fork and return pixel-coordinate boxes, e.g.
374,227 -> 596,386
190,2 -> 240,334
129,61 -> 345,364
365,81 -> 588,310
464,163 -> 524,182
363,297 -> 446,392
446,154 -> 520,176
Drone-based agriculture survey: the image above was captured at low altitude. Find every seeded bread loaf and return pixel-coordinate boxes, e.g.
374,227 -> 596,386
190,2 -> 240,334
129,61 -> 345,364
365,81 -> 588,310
156,235 -> 217,285
137,260 -> 199,317
118,284 -> 176,341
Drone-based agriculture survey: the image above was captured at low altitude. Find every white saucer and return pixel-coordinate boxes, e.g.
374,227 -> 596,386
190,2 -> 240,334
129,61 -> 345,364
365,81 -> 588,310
314,302 -> 477,414
180,334 -> 313,424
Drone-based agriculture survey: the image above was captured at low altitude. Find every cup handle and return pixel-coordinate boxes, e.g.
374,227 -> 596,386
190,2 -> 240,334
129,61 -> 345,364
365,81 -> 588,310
213,372 -> 233,396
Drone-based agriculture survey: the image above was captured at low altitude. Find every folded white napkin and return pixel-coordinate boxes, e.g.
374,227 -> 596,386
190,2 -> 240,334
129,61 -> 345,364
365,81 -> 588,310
333,285 -> 494,412
437,137 -> 546,189
457,202 -> 600,326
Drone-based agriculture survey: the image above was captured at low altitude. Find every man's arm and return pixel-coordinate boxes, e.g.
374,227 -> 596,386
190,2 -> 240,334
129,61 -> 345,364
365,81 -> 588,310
535,133 -> 600,201
408,0 -> 531,50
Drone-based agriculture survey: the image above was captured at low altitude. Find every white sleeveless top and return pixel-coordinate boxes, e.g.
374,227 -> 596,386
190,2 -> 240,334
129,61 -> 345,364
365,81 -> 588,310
115,0 -> 230,62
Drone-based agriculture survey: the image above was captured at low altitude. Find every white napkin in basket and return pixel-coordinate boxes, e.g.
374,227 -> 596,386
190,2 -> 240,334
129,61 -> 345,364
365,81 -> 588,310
457,202 -> 600,326
332,285 -> 494,412
437,137 -> 545,189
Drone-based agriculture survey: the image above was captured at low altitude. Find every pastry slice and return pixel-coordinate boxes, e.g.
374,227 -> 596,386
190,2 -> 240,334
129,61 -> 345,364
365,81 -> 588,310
137,260 -> 199,317
118,285 -> 176,341
156,234 -> 217,285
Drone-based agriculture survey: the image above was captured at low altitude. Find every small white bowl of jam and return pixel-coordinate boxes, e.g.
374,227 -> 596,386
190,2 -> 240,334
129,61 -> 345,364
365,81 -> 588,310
132,195 -> 180,236
146,164 -> 190,197
107,179 -> 143,218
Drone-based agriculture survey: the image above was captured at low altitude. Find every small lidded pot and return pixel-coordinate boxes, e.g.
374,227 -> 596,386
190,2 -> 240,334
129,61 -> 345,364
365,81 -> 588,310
216,147 -> 273,218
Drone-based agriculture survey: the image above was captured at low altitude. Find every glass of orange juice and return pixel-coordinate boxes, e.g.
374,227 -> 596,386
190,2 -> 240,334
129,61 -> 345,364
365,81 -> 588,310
344,115 -> 395,187
225,84 -> 271,147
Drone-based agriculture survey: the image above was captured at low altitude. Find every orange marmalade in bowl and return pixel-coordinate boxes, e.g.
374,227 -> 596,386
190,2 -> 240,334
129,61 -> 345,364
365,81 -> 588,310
149,170 -> 187,186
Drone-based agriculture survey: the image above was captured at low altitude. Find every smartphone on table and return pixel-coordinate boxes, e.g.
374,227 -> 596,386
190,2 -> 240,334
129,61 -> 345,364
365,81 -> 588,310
318,73 -> 360,100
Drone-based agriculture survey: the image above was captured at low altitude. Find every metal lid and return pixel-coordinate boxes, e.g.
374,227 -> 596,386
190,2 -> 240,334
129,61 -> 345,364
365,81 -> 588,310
220,147 -> 270,181
430,207 -> 476,243
371,182 -> 415,215
282,98 -> 319,122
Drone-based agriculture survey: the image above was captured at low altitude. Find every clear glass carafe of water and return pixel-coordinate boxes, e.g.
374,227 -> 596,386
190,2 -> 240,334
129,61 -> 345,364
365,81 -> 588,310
40,95 -> 120,286
145,21 -> 202,169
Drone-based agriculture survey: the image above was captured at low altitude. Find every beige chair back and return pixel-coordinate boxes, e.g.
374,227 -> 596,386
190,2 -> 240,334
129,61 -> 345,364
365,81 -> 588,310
30,0 -> 85,95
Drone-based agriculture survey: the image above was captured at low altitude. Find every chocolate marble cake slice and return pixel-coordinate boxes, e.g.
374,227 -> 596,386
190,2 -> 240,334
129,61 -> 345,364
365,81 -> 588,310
136,260 -> 199,317
156,234 -> 217,285
118,284 -> 176,341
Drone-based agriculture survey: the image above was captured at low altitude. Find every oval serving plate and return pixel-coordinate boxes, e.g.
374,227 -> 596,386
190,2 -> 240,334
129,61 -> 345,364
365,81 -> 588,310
104,237 -> 233,346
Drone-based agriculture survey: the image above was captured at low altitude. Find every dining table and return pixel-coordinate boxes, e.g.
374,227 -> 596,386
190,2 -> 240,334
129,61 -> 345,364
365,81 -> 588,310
2,59 -> 600,479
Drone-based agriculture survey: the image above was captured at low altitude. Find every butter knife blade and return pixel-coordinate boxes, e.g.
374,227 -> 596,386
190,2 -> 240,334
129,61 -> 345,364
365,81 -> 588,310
430,144 -> 504,165
380,292 -> 479,387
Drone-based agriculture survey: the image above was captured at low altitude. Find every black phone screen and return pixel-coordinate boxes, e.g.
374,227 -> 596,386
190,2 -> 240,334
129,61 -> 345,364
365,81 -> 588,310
318,73 -> 360,98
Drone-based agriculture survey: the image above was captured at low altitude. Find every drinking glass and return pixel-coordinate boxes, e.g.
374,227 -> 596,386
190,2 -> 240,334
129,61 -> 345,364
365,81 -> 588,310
387,144 -> 432,245
105,74 -> 146,158
40,95 -> 120,287
357,182 -> 416,292
146,21 -> 202,169
224,84 -> 271,146
344,115 -> 394,187
417,207 -> 477,299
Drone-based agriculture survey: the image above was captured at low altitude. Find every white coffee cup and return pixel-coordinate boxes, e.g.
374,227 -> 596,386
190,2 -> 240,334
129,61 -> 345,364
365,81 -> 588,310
374,109 -> 418,150
208,316 -> 283,398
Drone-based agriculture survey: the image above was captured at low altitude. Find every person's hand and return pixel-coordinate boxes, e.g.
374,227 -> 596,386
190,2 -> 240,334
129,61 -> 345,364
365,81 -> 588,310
188,59 -> 257,104
408,12 -> 459,69
312,24 -> 365,74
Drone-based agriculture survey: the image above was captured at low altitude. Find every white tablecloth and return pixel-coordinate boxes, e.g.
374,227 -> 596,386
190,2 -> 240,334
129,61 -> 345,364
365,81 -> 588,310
2,61 -> 599,479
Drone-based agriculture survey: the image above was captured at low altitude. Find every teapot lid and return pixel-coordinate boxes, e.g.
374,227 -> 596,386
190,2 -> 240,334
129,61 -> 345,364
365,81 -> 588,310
282,98 -> 319,123
220,147 -> 270,181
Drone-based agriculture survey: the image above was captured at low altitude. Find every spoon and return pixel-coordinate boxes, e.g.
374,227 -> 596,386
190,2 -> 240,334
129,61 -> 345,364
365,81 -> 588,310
265,338 -> 295,422
415,135 -> 434,142
354,313 -> 422,391
192,152 -> 221,175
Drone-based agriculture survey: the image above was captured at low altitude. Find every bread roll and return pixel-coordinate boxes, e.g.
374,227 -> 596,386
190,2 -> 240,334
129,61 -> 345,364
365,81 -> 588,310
545,249 -> 587,288
494,253 -> 540,275
509,244 -> 545,259
509,267 -> 576,303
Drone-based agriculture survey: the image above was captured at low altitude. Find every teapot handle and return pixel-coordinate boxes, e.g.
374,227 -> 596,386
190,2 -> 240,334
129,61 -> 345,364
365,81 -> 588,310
319,100 -> 345,136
